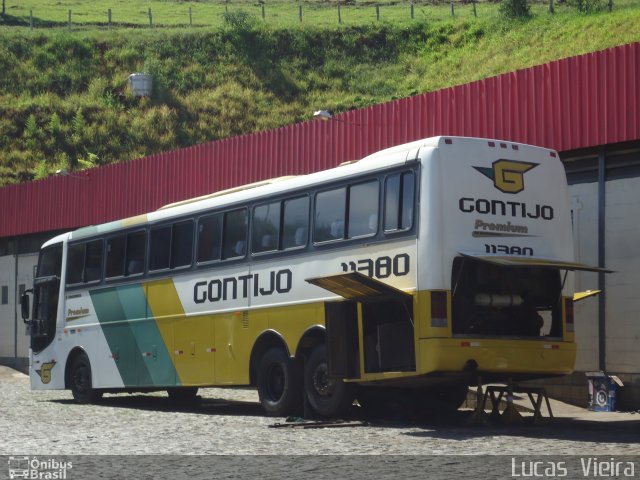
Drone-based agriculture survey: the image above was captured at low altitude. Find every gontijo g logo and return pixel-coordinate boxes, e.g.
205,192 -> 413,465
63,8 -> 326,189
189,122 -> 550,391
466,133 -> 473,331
473,160 -> 538,194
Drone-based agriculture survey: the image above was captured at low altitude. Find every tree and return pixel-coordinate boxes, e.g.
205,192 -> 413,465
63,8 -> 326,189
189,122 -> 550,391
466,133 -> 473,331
500,0 -> 532,18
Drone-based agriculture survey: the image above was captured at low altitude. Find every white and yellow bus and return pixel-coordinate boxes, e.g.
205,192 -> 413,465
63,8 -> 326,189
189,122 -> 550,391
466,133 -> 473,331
22,136 -> 606,417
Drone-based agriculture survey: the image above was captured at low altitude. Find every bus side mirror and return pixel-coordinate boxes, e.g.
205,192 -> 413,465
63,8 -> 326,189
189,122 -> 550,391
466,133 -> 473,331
21,290 -> 33,322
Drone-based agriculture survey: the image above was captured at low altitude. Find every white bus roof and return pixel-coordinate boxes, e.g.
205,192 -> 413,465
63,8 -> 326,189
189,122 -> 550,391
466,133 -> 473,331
57,136 -> 557,243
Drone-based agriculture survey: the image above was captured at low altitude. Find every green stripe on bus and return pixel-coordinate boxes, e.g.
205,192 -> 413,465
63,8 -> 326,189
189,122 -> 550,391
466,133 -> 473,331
71,220 -> 124,240
91,284 -> 178,387
70,225 -> 101,240
116,284 -> 146,323
90,286 -> 143,386
118,285 -> 177,387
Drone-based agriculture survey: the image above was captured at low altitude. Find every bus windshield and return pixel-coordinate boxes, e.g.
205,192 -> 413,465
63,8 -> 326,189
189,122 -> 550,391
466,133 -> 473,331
31,244 -> 62,353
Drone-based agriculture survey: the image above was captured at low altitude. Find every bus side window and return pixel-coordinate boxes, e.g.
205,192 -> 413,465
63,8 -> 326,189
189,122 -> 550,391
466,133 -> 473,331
66,240 -> 102,284
314,188 -> 346,243
282,196 -> 309,249
197,213 -> 222,263
171,220 -> 193,268
252,202 -> 280,254
347,180 -> 379,239
149,226 -> 171,271
126,231 -> 146,275
384,171 -> 414,232
222,209 -> 248,259
66,244 -> 85,285
84,240 -> 103,283
105,235 -> 126,278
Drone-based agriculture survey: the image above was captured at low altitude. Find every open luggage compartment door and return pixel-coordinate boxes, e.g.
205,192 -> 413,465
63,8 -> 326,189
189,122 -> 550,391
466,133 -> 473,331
458,253 -> 613,273
305,271 -> 413,302
306,272 -> 415,377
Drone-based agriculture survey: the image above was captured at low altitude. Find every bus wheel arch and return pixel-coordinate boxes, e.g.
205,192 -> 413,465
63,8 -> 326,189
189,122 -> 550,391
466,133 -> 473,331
249,330 -> 291,387
294,325 -> 325,362
65,348 -> 103,404
64,347 -> 87,389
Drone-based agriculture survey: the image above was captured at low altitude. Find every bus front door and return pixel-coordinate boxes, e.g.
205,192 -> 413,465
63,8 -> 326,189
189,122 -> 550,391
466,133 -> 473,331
26,276 -> 60,354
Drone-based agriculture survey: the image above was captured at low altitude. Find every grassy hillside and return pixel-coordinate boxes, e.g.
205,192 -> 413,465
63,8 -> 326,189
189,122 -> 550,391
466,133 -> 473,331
1,0 -> 639,186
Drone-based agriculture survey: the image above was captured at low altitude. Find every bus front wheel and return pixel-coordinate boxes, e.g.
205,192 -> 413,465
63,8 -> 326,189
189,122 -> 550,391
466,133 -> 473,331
69,352 -> 102,404
257,348 -> 302,416
305,345 -> 355,418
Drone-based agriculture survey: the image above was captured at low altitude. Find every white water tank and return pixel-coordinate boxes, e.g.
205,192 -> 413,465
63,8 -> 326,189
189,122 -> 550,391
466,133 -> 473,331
128,73 -> 153,97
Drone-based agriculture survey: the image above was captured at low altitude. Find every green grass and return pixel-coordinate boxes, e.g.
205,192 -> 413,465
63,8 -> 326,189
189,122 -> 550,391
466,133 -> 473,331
2,0 -> 629,30
3,0 -> 503,29
0,0 -> 639,186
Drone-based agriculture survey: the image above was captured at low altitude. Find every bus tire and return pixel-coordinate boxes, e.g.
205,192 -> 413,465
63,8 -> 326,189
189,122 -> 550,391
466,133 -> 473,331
167,387 -> 199,404
69,352 -> 102,404
257,348 -> 303,417
305,345 -> 355,418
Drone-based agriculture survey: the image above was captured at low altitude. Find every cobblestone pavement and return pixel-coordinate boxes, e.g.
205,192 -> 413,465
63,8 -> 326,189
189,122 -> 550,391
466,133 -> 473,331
1,367 -> 639,457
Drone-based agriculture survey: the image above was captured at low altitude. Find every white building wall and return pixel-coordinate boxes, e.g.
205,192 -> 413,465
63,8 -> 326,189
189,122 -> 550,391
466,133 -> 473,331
603,177 -> 640,373
569,182 -> 600,372
0,255 -> 16,358
16,253 -> 38,357
570,176 -> 640,374
0,253 -> 38,360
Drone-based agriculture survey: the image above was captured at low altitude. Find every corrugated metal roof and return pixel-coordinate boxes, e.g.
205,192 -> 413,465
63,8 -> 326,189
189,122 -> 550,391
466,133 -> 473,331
1,41 -> 638,238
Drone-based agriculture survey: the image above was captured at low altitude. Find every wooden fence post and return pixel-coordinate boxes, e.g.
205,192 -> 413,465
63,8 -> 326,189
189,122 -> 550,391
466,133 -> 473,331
338,2 -> 342,23
411,0 -> 415,19
148,8 -> 152,30
68,9 -> 72,31
30,9 -> 33,29
376,3 -> 380,20
450,0 -> 455,16
189,7 -> 193,26
473,0 -> 477,16
108,8 -> 112,29
299,3 -> 302,22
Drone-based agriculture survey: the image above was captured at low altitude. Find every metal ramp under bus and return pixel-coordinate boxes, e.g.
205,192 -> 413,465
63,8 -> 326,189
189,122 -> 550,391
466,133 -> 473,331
470,378 -> 554,424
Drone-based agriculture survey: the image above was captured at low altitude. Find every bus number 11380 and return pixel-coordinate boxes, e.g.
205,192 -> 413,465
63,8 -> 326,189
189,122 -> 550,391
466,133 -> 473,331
340,254 -> 410,279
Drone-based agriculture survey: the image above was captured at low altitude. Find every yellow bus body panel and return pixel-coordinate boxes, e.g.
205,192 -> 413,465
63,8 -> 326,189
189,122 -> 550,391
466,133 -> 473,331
146,278 -> 215,386
417,338 -> 576,376
263,302 -> 325,355
215,310 -> 266,385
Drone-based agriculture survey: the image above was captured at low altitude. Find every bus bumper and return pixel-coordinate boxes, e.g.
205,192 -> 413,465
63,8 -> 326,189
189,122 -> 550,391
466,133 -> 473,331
417,338 -> 576,377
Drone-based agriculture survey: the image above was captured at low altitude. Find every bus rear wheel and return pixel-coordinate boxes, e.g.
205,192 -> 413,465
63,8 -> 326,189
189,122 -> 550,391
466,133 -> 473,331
305,345 -> 355,418
69,352 -> 102,404
257,348 -> 302,417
